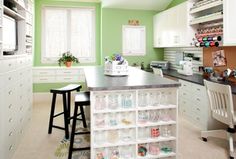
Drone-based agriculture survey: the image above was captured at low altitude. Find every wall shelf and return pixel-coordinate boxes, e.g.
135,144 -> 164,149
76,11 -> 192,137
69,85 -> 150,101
190,11 -> 223,25
3,6 -> 25,20
190,0 -> 223,14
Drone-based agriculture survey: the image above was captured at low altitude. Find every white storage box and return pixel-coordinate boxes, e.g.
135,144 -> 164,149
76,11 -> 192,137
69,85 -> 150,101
104,60 -> 129,76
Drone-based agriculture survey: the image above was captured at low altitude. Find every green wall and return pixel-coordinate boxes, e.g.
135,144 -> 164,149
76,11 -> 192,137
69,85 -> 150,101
101,8 -> 163,68
167,0 -> 187,9
34,0 -> 101,66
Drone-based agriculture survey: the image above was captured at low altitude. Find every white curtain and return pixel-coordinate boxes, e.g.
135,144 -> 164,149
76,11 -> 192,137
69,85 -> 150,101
42,7 -> 95,63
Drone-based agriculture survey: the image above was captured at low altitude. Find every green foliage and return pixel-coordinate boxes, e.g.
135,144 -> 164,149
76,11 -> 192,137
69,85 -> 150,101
58,51 -> 79,66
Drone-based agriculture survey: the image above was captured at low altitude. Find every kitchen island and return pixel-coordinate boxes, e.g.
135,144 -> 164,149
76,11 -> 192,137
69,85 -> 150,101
84,66 -> 181,159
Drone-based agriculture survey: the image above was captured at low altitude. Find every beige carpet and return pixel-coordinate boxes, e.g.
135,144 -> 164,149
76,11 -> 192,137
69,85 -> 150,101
12,93 -> 229,159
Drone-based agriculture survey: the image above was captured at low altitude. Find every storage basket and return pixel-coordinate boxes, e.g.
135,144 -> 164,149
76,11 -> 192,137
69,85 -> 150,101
104,60 -> 129,76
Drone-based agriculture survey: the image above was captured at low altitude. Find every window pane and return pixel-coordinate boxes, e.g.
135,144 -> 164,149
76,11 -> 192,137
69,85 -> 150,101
44,9 -> 67,58
70,8 -> 95,58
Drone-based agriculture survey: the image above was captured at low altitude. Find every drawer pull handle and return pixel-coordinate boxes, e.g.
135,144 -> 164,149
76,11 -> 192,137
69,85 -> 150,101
8,91 -> 12,95
197,88 -> 200,91
9,132 -> 13,136
8,64 -> 12,67
8,104 -> 12,109
196,108 -> 200,111
196,117 -> 200,120
9,145 -> 13,151
196,98 -> 200,101
9,118 -> 12,123
8,77 -> 12,80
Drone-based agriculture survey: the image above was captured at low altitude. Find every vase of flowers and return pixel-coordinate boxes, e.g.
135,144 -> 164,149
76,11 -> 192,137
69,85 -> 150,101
58,51 -> 79,67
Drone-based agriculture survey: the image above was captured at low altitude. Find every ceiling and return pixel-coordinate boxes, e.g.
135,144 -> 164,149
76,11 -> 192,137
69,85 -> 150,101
101,0 -> 173,11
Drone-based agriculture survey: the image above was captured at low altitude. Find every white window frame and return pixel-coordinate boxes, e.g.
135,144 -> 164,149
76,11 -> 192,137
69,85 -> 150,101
122,25 -> 146,56
41,6 -> 96,64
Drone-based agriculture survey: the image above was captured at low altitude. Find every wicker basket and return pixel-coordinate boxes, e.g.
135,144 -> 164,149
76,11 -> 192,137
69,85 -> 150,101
104,60 -> 129,76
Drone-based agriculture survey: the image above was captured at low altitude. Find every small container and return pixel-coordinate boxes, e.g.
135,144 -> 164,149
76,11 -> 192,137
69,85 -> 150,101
138,111 -> 148,124
149,143 -> 160,155
95,95 -> 106,110
107,130 -> 119,143
151,128 -> 160,138
139,92 -> 148,107
108,94 -> 119,110
138,144 -> 147,157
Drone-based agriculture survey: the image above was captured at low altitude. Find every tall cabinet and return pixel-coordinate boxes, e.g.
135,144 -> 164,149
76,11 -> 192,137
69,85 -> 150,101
0,0 -> 33,159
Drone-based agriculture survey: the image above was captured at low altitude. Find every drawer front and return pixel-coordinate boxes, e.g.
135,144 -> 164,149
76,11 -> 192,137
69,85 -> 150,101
56,76 -> 79,83
0,59 -> 17,73
33,76 -> 56,83
179,79 -> 192,92
4,71 -> 17,86
33,69 -> 55,76
56,69 -> 80,76
179,89 -> 189,99
192,83 -> 207,97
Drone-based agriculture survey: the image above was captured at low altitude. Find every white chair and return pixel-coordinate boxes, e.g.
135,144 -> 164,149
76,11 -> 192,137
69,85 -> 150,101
202,79 -> 236,159
153,67 -> 163,77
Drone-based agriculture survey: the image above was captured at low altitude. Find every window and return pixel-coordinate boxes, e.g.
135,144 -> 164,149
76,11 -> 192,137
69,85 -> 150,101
42,7 -> 95,63
122,25 -> 146,56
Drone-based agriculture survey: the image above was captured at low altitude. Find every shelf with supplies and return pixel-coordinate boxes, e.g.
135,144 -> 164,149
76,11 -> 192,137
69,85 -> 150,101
3,6 -> 25,20
8,0 -> 26,10
190,11 -> 223,25
190,0 -> 223,14
91,88 -> 178,159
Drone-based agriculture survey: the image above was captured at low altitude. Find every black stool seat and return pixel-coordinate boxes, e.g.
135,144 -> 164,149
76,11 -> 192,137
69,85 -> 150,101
48,84 -> 82,139
50,84 -> 82,93
68,91 -> 90,159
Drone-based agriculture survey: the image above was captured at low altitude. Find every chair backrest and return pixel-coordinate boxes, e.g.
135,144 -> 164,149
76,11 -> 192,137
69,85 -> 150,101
153,67 -> 163,77
204,80 -> 235,128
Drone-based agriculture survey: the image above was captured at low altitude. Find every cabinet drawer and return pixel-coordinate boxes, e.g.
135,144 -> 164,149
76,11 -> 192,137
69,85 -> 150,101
33,76 -> 56,83
56,69 -> 80,75
4,71 -> 17,86
0,59 -> 17,73
192,83 -> 207,97
56,76 -> 79,82
179,80 -> 191,92
33,69 -> 55,76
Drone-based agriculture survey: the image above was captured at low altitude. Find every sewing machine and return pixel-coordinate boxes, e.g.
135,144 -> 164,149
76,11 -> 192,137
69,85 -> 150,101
177,60 -> 193,76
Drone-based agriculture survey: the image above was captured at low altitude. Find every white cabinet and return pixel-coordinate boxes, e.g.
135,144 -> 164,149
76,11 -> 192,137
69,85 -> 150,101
153,2 -> 195,48
0,55 -> 32,159
33,67 -> 85,83
178,80 -> 226,130
90,88 -> 178,159
223,0 -> 236,46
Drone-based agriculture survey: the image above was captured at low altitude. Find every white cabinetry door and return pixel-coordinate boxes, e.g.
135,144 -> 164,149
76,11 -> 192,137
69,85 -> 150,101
153,2 -> 194,48
223,0 -> 236,46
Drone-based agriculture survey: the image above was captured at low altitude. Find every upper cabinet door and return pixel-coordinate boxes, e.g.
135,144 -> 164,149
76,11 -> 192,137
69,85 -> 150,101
223,0 -> 236,46
153,2 -> 194,48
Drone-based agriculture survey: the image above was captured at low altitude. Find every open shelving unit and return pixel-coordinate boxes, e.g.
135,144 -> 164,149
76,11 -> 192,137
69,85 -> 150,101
189,0 -> 224,47
90,88 -> 178,159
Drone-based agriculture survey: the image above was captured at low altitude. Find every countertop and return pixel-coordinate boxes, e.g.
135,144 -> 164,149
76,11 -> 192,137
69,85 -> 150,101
84,66 -> 181,91
162,69 -> 236,95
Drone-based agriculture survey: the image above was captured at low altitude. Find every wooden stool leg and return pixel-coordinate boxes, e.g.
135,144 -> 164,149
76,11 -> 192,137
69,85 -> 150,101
62,93 -> 69,139
80,105 -> 87,128
68,105 -> 79,159
67,92 -> 71,124
48,93 -> 57,134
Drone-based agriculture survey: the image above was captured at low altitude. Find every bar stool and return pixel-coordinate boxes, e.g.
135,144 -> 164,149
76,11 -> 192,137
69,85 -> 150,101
48,84 -> 82,139
68,91 -> 90,159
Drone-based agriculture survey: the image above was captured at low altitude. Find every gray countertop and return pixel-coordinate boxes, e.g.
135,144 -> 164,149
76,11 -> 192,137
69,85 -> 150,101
84,66 -> 181,91
162,69 -> 236,95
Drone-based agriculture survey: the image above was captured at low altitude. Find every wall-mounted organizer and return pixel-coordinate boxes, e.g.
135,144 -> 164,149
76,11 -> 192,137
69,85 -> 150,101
91,88 -> 178,159
189,0 -> 223,47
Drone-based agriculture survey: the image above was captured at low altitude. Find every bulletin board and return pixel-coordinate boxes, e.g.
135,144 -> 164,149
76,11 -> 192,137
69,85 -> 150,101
203,46 -> 236,72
